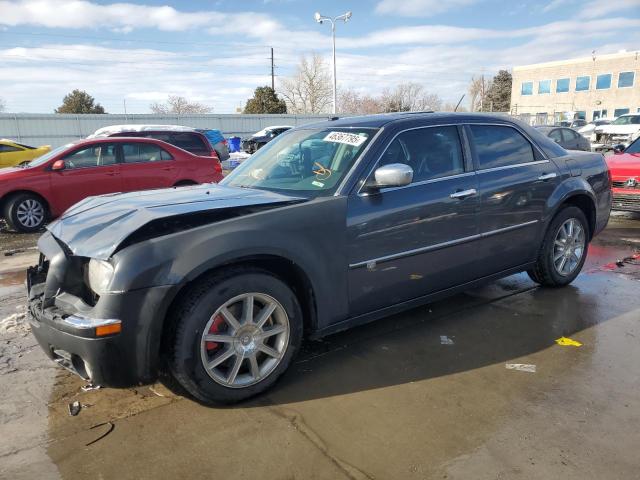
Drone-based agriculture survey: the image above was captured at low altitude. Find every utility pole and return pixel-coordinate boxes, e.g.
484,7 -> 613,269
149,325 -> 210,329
270,47 -> 275,91
123,99 -> 127,116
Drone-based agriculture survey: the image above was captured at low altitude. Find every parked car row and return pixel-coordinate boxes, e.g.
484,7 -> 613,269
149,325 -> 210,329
0,139 -> 51,168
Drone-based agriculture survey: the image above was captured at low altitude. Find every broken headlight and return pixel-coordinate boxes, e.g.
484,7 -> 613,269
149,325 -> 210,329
87,259 -> 114,295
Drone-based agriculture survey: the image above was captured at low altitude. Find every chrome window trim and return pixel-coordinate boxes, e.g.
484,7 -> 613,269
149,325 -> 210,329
334,126 -> 386,196
355,123 -> 469,197
349,219 -> 538,269
476,159 -> 550,174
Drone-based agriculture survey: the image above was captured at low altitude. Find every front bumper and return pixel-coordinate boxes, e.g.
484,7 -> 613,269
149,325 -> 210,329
611,191 -> 640,212
27,232 -> 175,387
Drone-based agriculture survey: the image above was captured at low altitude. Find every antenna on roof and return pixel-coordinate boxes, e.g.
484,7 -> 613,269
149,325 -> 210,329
454,94 -> 465,112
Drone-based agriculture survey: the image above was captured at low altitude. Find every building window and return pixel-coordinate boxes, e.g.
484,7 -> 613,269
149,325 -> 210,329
521,81 -> 533,95
538,80 -> 551,94
576,111 -> 586,120
596,73 -> 612,90
556,78 -> 570,93
614,108 -> 630,117
576,76 -> 590,91
618,71 -> 635,88
593,109 -> 608,120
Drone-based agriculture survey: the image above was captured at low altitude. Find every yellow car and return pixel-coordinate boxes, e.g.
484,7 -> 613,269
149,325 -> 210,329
0,139 -> 51,168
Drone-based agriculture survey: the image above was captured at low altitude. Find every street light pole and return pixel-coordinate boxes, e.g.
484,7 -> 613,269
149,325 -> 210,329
314,11 -> 352,115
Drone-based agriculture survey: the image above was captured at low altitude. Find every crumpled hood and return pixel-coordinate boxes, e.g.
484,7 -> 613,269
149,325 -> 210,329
47,183 -> 304,260
595,124 -> 640,135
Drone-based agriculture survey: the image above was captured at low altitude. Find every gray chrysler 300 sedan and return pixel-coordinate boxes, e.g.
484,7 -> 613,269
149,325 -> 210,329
27,113 -> 612,403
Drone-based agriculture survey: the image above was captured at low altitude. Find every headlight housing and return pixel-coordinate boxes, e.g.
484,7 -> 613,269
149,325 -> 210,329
87,259 -> 114,295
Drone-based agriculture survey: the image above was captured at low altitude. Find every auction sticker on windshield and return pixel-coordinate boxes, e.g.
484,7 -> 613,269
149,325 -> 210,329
323,131 -> 367,147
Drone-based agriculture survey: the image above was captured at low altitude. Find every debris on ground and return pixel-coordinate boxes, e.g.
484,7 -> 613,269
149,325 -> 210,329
505,363 -> 537,373
85,422 -> 114,447
0,312 -> 29,335
81,383 -> 101,392
68,401 -> 82,416
440,335 -> 454,345
149,385 -> 165,397
555,337 -> 583,347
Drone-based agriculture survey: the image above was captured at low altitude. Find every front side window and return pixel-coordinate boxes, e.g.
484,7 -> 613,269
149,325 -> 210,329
563,129 -> 579,141
538,80 -> 551,94
576,76 -> 590,91
596,73 -> 612,90
521,82 -> 533,95
618,71 -> 634,88
549,129 -> 563,143
556,78 -> 570,93
377,126 -> 464,183
0,144 -> 22,153
469,125 -> 535,170
122,143 -> 172,163
222,128 -> 377,197
63,144 -> 117,169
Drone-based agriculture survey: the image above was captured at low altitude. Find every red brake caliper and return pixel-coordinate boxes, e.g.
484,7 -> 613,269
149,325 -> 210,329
205,314 -> 226,351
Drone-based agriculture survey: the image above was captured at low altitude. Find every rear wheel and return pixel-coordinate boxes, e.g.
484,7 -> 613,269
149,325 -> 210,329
168,268 -> 303,404
527,206 -> 589,287
4,193 -> 47,232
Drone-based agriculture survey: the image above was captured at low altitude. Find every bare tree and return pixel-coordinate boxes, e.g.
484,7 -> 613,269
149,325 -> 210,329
0,97 -> 5,113
379,82 -> 442,113
338,88 -> 382,115
442,102 -> 468,112
279,53 -> 332,114
150,95 -> 212,114
468,76 -> 492,112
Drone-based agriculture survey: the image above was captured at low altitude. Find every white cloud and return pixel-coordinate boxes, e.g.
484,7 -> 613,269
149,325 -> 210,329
542,0 -> 570,13
375,0 -> 481,17
578,0 -> 640,18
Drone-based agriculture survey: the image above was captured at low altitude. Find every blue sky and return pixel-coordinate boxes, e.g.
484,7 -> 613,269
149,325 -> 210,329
1,0 -> 639,113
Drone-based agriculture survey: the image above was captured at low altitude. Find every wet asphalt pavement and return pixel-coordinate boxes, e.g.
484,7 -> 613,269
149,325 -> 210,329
0,214 -> 639,480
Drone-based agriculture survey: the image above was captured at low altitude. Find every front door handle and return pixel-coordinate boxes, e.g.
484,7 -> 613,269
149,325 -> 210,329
538,172 -> 557,181
450,188 -> 477,199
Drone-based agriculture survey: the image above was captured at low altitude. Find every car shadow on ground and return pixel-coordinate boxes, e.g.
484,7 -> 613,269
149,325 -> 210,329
226,271 -> 635,407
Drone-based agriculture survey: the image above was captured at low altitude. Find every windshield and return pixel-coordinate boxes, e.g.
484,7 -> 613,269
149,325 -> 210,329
626,138 -> 640,154
26,143 -> 74,167
222,128 -> 378,197
612,115 -> 640,125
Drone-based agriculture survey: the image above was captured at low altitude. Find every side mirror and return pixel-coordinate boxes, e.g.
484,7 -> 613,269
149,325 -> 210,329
372,163 -> 413,188
613,144 -> 626,154
51,159 -> 66,171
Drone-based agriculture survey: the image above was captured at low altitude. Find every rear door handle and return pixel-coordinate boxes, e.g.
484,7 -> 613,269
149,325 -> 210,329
538,173 -> 557,181
450,188 -> 477,199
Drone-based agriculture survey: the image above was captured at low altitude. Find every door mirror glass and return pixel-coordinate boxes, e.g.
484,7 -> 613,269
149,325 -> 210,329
613,144 -> 626,154
51,159 -> 65,171
373,163 -> 413,188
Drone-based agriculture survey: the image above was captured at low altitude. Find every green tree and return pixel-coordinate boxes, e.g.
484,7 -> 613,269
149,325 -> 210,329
243,86 -> 287,114
55,89 -> 106,114
486,70 -> 512,112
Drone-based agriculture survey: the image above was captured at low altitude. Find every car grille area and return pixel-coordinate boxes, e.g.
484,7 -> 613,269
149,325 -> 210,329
612,193 -> 640,212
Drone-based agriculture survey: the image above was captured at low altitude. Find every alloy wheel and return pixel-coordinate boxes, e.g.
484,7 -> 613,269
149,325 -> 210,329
200,293 -> 290,388
552,218 -> 586,276
16,199 -> 45,229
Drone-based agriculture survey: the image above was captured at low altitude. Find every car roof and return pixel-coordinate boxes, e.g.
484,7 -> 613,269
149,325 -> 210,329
90,124 -> 197,137
300,112 -> 523,130
73,136 -> 178,147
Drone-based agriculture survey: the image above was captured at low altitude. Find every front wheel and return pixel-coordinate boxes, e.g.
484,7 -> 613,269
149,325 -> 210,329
168,268 -> 303,404
527,206 -> 589,287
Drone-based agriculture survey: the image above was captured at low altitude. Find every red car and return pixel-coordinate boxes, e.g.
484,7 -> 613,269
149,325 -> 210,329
607,138 -> 640,213
0,137 -> 223,232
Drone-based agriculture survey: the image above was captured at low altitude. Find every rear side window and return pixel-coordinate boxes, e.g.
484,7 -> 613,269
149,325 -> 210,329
562,129 -> 579,141
171,133 -> 209,155
122,143 -> 172,163
469,125 -> 535,170
380,126 -> 465,182
548,129 -> 563,143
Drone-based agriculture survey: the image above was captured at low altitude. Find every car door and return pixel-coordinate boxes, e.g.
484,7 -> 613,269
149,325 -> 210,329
119,142 -> 177,192
467,124 -> 561,278
347,125 -> 480,316
49,143 -> 122,212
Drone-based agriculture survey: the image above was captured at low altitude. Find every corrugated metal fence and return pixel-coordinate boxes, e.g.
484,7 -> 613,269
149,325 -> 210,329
0,114 -> 332,148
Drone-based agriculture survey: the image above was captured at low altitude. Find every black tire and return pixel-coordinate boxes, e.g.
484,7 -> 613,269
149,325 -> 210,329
168,267 -> 303,404
3,193 -> 47,233
527,206 -> 589,287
